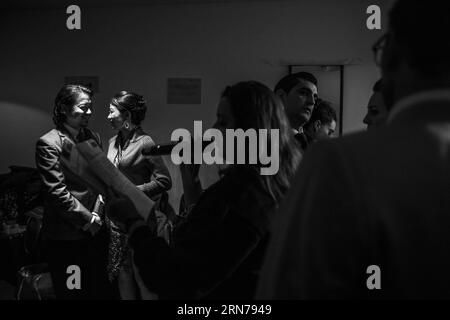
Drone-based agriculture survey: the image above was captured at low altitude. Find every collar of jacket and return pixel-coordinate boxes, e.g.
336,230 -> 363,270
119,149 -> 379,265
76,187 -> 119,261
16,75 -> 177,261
114,126 -> 146,147
55,125 -> 77,145
388,89 -> 450,123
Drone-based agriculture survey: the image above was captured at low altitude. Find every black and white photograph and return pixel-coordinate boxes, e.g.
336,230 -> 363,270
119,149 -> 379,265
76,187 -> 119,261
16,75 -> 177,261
1,0 -> 450,309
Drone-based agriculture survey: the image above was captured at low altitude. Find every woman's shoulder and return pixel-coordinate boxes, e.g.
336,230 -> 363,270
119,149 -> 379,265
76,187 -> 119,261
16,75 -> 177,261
134,129 -> 156,147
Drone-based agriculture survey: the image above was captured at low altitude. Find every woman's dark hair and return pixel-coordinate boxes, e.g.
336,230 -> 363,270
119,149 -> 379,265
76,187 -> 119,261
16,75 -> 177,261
221,81 -> 301,202
53,84 -> 93,127
111,91 -> 147,125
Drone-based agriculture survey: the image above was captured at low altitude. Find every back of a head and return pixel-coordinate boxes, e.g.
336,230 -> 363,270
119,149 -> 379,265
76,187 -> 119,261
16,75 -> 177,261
274,72 -> 318,94
389,0 -> 450,77
221,81 -> 301,199
222,81 -> 285,131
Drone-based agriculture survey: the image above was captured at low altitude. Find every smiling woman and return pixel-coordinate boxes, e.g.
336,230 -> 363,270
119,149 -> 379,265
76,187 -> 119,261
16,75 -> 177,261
105,90 -> 173,299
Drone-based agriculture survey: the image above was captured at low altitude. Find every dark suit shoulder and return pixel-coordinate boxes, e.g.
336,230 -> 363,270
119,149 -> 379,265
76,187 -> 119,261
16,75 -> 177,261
38,128 -> 61,144
37,129 -> 63,150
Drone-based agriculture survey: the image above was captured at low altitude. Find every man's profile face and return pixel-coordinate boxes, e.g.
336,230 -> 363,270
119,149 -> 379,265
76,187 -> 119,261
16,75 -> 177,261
363,92 -> 388,129
281,79 -> 318,130
65,92 -> 92,130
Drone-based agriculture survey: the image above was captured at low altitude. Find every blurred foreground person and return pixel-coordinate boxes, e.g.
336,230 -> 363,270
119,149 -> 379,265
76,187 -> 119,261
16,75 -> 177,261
257,0 -> 450,299
108,81 -> 300,299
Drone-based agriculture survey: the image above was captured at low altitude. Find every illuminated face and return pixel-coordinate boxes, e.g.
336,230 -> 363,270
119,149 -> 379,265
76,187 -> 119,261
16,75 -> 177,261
363,92 -> 388,129
65,92 -> 92,129
280,79 -> 318,130
107,104 -> 126,130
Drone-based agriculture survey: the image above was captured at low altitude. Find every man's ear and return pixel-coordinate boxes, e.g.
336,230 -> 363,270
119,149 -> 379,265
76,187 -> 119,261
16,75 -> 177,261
275,89 -> 287,103
314,120 -> 322,132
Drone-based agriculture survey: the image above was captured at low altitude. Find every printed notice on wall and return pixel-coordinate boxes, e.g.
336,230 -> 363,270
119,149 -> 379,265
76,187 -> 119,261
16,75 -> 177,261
167,78 -> 202,104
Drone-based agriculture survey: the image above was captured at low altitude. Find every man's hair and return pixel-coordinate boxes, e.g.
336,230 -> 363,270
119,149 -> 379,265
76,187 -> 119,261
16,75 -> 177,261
389,0 -> 450,76
274,72 -> 318,95
305,99 -> 337,128
373,79 -> 382,92
53,84 -> 93,127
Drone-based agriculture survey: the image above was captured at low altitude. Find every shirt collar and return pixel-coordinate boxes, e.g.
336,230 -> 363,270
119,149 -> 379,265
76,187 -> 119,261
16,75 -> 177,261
388,89 -> 450,123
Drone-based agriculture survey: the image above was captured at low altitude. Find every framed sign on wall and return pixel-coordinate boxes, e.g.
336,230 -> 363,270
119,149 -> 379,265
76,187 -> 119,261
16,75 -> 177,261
167,78 -> 202,105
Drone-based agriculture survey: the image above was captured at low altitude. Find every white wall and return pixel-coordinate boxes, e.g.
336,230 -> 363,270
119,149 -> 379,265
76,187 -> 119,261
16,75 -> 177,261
0,0 -> 388,210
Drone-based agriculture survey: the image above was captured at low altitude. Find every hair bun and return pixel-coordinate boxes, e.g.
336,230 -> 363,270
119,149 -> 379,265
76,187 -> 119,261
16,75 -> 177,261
137,95 -> 147,107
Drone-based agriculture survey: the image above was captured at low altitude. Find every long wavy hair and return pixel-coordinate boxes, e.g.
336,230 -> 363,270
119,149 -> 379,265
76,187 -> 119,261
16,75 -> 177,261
221,81 -> 301,202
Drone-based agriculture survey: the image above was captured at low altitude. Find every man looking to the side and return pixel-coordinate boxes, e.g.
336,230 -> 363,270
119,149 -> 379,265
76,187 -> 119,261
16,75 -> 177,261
303,99 -> 337,145
36,84 -> 109,299
274,72 -> 318,151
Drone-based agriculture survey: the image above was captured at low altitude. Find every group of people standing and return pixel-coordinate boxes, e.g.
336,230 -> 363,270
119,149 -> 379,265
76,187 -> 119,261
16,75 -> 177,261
36,88 -> 172,299
35,70 -> 327,299
35,0 -> 450,299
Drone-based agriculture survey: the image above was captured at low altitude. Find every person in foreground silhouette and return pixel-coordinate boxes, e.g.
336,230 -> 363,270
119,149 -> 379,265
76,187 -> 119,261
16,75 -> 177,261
256,0 -> 450,299
107,81 -> 300,299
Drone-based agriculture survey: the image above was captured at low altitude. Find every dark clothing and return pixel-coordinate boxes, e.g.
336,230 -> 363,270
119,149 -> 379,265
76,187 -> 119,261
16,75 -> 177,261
257,94 -> 450,299
106,127 -> 172,281
107,127 -> 172,199
35,127 -> 103,240
36,126 -> 110,299
129,166 -> 276,299
294,131 -> 310,152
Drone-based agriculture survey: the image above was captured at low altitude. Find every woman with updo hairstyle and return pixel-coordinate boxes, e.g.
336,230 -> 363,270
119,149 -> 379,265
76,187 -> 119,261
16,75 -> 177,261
106,90 -> 172,299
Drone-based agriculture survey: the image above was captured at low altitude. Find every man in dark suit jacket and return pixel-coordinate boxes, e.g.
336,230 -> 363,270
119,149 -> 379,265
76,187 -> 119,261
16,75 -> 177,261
36,84 -> 109,299
257,0 -> 450,299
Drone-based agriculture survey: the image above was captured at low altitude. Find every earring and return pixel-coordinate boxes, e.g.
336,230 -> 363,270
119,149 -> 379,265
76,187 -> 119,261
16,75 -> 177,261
124,121 -> 130,130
